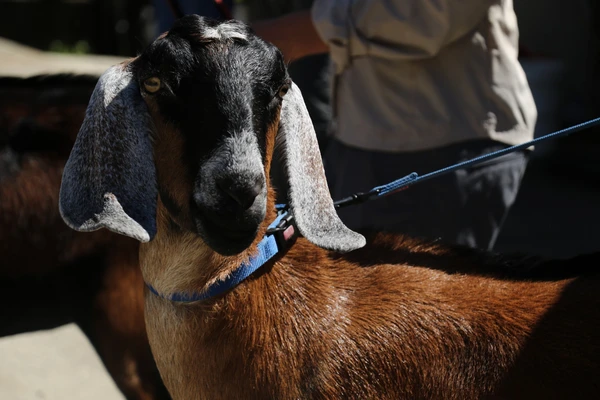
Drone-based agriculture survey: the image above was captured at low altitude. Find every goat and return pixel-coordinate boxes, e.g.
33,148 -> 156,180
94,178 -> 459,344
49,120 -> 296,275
58,16 -> 600,399
0,74 -> 170,400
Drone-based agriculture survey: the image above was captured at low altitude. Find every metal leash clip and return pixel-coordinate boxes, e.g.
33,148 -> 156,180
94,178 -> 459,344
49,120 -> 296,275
266,211 -> 299,252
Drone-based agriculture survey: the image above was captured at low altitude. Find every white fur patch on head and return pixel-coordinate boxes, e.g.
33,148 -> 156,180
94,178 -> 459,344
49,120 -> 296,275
99,64 -> 130,107
202,23 -> 248,42
77,193 -> 151,243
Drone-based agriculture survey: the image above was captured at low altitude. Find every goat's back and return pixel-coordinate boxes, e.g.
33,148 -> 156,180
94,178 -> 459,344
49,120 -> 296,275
326,233 -> 600,399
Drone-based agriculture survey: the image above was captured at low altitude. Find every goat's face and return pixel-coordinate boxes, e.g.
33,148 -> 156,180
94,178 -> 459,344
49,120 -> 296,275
59,16 -> 365,256
133,17 -> 288,254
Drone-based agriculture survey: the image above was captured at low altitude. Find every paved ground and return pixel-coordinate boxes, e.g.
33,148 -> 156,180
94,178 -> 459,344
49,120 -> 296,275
0,37 -> 124,77
0,325 -> 124,400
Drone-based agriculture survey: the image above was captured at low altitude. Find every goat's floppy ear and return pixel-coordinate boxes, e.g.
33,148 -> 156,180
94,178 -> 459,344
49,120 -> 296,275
278,83 -> 365,252
59,63 -> 157,242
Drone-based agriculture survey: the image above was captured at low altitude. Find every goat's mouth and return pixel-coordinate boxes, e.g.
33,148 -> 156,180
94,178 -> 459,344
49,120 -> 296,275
191,206 -> 263,255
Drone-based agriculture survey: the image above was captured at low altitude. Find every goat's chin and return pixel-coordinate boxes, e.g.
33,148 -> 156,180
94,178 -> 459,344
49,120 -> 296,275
193,213 -> 261,256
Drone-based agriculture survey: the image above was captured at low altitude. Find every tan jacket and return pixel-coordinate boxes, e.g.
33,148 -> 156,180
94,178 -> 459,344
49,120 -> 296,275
311,0 -> 537,152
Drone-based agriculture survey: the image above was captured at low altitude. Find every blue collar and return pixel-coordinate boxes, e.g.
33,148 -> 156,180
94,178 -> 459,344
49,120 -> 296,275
146,210 -> 297,303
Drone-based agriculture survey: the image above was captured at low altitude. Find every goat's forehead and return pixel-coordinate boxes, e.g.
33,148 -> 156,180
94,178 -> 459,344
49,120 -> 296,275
142,34 -> 274,69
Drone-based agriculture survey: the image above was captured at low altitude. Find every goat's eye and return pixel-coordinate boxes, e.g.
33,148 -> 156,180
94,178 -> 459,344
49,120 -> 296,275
277,83 -> 290,99
144,77 -> 161,93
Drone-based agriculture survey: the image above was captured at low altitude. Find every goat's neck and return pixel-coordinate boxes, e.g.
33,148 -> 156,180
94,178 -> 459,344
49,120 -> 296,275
139,203 -> 277,297
139,201 -> 305,398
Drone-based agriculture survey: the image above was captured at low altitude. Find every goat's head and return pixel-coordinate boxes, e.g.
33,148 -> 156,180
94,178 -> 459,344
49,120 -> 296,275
59,16 -> 365,255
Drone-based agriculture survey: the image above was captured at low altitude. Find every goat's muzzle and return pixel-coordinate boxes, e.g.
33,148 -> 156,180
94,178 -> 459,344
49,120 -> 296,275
191,131 -> 267,255
192,177 -> 266,255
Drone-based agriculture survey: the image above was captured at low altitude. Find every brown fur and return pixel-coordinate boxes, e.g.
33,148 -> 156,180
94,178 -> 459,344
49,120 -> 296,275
0,76 -> 170,400
150,109 -> 196,231
140,104 -> 600,399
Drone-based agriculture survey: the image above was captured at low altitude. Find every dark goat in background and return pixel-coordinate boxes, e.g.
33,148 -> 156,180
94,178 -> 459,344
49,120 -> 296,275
60,16 -> 600,400
0,75 -> 170,400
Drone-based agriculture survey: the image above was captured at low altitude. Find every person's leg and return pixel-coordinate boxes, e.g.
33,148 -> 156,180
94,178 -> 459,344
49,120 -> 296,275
452,149 -> 528,250
324,139 -> 380,230
324,139 -> 528,249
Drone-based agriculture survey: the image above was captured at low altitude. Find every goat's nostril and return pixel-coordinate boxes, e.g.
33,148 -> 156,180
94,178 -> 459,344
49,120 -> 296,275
217,177 -> 263,210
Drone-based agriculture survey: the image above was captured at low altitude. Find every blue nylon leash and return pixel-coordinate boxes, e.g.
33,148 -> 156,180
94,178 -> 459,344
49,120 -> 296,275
146,210 -> 295,302
334,116 -> 600,208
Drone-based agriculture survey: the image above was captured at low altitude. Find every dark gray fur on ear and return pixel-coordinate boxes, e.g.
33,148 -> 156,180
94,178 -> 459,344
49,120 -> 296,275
59,63 -> 157,242
278,83 -> 365,252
